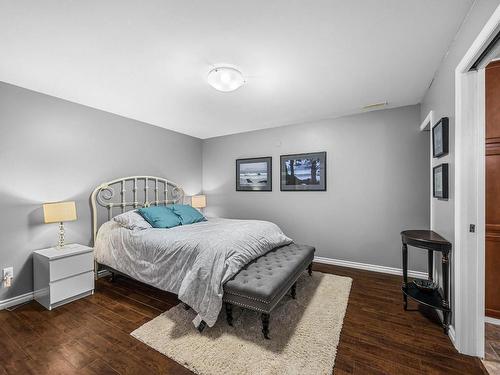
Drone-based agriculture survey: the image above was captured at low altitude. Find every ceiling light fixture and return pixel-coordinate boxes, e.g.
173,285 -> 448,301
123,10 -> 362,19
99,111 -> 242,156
207,66 -> 245,92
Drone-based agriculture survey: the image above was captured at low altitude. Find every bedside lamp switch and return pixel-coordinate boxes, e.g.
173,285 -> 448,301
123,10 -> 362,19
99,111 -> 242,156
2,267 -> 13,288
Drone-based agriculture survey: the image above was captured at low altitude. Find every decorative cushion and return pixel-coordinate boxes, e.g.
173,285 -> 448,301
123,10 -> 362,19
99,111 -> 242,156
113,210 -> 152,230
170,204 -> 206,225
223,244 -> 315,313
137,206 -> 181,229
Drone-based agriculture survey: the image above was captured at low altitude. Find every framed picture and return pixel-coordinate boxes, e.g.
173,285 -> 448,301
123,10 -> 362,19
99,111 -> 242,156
433,163 -> 449,199
236,157 -> 272,191
432,117 -> 449,158
280,152 -> 326,191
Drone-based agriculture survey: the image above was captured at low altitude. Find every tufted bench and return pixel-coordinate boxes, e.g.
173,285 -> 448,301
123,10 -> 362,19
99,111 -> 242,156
223,243 -> 315,339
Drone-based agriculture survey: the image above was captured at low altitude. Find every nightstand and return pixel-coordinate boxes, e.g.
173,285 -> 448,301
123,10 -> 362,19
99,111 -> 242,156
33,243 -> 94,310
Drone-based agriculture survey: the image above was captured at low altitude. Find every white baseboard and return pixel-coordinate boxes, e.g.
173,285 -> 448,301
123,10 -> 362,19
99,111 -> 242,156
485,316 -> 500,326
448,325 -> 456,347
1,260 -> 426,311
432,310 -> 457,350
314,256 -> 428,279
0,270 -> 109,310
0,291 -> 34,310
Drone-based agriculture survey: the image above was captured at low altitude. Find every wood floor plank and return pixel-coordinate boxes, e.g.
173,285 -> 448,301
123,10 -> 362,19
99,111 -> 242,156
78,333 -> 147,375
87,292 -> 152,324
58,339 -> 99,369
96,280 -> 173,311
97,286 -> 161,319
0,263 -> 485,374
0,309 -> 41,345
84,359 -> 121,375
23,356 -> 81,375
0,325 -> 35,375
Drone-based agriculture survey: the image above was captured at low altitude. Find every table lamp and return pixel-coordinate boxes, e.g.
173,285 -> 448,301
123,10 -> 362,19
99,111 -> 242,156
43,201 -> 77,248
191,195 -> 206,211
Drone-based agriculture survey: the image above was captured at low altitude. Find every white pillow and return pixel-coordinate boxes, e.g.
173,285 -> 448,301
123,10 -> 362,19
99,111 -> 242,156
113,210 -> 152,230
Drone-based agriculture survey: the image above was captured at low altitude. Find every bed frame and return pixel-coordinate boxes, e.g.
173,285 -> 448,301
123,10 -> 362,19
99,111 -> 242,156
90,175 -> 185,277
90,176 -> 209,330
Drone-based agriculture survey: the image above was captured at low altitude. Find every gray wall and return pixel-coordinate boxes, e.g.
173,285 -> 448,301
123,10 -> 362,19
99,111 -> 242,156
0,82 -> 202,301
420,0 -> 499,324
422,0 -> 499,246
0,82 -> 436,302
203,105 -> 429,271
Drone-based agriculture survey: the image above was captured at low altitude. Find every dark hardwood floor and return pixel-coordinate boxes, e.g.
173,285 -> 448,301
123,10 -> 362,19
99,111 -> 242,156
0,264 -> 486,374
483,323 -> 500,373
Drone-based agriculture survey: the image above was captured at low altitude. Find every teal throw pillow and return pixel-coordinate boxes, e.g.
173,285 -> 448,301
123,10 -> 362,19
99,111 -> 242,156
171,204 -> 206,225
137,206 -> 181,229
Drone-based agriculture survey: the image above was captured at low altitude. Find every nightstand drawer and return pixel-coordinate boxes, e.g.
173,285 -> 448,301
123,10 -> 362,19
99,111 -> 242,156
50,251 -> 93,282
50,271 -> 94,304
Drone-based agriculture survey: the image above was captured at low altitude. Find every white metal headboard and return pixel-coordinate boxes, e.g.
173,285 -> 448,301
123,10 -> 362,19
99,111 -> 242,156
90,175 -> 184,244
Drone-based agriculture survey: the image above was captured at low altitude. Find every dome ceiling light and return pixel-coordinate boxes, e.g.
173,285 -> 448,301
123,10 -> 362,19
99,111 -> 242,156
207,66 -> 245,92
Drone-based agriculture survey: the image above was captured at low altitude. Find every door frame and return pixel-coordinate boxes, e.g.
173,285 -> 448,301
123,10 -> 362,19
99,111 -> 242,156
454,5 -> 500,357
419,110 -> 435,230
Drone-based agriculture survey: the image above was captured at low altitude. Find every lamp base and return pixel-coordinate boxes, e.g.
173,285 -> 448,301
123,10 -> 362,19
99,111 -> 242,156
57,222 -> 65,248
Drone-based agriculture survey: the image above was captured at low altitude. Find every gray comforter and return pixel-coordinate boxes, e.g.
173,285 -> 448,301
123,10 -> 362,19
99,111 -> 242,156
94,217 -> 292,327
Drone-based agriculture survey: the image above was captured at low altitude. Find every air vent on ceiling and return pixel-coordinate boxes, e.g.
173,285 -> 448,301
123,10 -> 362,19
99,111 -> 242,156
362,101 -> 388,110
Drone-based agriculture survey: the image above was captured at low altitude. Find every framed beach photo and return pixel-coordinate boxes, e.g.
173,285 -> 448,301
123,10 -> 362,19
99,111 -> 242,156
432,117 -> 449,158
280,152 -> 326,191
236,157 -> 272,191
433,163 -> 449,199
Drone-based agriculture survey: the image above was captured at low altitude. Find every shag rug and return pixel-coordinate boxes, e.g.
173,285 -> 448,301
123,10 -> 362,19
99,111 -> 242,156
131,272 -> 352,375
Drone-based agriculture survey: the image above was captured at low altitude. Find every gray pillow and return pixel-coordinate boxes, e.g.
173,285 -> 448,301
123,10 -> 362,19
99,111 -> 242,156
113,210 -> 152,230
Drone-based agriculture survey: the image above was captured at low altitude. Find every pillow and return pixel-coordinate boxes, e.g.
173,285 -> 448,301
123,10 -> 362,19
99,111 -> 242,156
137,206 -> 181,229
113,210 -> 152,230
171,204 -> 206,225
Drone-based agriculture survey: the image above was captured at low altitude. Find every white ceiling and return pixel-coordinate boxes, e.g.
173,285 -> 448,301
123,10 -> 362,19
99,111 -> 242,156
0,0 -> 473,139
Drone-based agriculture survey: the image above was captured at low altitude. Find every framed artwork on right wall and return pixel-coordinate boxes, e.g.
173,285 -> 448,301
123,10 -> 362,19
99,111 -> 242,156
432,117 -> 449,158
433,163 -> 449,199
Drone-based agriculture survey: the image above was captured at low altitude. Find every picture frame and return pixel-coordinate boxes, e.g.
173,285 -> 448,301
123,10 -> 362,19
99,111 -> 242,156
432,117 -> 449,158
236,157 -> 272,191
433,163 -> 449,199
280,152 -> 326,191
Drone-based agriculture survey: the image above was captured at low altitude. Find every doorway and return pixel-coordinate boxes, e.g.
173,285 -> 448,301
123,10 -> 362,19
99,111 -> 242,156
454,5 -> 500,358
483,59 -> 500,372
485,60 -> 500,322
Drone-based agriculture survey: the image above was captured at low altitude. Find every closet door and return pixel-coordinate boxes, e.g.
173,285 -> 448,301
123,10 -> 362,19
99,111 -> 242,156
485,60 -> 500,319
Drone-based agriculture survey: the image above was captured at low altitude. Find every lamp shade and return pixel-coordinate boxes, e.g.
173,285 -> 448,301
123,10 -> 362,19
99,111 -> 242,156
191,195 -> 206,209
43,201 -> 77,223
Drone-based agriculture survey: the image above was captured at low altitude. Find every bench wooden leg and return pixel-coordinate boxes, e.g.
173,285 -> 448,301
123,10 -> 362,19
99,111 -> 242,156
110,272 -> 116,282
197,320 -> 207,333
291,282 -> 297,299
261,313 -> 270,339
225,303 -> 234,326
308,262 -> 313,276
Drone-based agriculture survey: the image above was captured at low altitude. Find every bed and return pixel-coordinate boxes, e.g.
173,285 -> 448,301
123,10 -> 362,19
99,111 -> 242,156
91,176 -> 292,329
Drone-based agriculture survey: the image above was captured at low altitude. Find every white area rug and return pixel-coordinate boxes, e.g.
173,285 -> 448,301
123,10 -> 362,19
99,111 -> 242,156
131,272 -> 352,375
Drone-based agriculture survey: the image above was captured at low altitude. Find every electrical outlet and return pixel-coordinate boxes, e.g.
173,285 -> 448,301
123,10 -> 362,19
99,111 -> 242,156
2,267 -> 13,288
